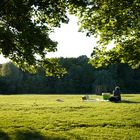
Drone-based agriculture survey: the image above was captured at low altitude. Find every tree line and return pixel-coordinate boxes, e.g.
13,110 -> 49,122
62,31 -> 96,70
0,55 -> 140,94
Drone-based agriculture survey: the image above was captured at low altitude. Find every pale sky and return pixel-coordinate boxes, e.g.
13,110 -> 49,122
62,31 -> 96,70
0,15 -> 97,64
48,15 -> 97,58
0,55 -> 9,64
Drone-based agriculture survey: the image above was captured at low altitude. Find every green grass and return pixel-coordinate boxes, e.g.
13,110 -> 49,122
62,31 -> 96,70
0,94 -> 139,140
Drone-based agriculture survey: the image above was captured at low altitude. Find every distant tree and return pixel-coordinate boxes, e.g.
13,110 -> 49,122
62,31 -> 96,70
28,68 -> 48,94
59,56 -> 95,94
0,59 -> 140,94
113,64 -> 140,93
0,77 -> 9,93
92,70 -> 115,95
1,62 -> 23,93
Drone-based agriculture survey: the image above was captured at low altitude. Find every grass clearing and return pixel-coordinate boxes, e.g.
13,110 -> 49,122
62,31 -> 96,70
0,94 -> 140,140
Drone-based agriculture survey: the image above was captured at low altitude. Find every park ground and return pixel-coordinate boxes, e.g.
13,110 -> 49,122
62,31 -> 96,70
0,94 -> 140,140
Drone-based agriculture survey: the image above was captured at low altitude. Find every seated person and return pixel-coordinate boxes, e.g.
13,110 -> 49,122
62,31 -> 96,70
109,86 -> 121,102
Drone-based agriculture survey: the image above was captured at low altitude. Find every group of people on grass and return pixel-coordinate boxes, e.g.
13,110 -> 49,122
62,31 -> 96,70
82,86 -> 121,103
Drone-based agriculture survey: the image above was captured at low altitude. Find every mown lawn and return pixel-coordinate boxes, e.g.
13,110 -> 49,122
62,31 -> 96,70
0,94 -> 139,140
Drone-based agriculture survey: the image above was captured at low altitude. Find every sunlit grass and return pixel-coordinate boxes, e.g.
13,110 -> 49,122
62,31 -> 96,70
0,94 -> 140,140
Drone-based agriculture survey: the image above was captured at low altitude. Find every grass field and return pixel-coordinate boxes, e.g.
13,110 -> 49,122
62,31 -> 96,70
0,94 -> 140,140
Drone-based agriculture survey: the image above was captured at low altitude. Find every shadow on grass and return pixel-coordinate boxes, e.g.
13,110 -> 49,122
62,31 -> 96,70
121,100 -> 140,104
0,129 -> 68,140
16,129 -> 67,140
0,130 -> 10,140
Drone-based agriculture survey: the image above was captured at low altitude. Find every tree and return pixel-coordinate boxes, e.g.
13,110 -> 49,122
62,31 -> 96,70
69,0 -> 140,68
59,56 -> 95,94
0,0 -> 139,73
92,70 -> 115,94
0,0 -> 68,75
0,62 -> 23,93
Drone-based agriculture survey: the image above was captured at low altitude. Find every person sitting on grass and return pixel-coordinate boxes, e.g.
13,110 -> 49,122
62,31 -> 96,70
109,86 -> 121,102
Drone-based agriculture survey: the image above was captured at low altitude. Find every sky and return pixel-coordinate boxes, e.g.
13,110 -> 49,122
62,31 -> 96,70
0,55 -> 9,64
0,15 -> 98,64
48,15 -> 98,58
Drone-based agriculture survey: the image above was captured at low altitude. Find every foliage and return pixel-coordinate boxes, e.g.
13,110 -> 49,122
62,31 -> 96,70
0,94 -> 139,140
0,0 -> 139,74
0,56 -> 140,94
0,62 -> 23,93
92,69 -> 115,94
0,0 -> 69,75
69,0 -> 140,68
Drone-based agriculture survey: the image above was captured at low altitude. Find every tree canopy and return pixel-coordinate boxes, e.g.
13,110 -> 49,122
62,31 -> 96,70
0,0 -> 139,75
69,0 -> 140,68
0,0 -> 68,75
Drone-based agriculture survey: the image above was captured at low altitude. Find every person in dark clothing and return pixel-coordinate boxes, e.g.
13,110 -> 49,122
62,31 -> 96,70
109,86 -> 121,102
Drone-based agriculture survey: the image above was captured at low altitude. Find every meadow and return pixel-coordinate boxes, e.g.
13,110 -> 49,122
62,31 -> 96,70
0,94 -> 139,140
